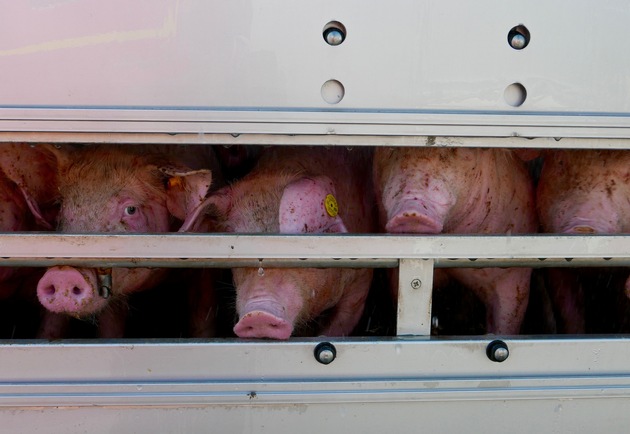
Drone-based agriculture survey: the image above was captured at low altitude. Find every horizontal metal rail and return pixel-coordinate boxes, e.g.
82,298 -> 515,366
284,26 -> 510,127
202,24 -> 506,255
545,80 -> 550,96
3,110 -> 630,139
0,337 -> 629,410
0,233 -> 629,268
3,133 -> 630,149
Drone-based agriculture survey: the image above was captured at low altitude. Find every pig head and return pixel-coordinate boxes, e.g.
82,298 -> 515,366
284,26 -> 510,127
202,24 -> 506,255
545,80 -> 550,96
206,147 -> 375,339
537,149 -> 630,333
35,145 -> 217,325
373,147 -> 537,335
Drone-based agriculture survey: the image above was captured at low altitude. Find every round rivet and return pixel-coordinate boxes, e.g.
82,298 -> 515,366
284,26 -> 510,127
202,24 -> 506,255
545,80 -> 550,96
323,21 -> 346,46
508,25 -> 530,50
314,342 -> 337,365
504,83 -> 527,107
510,33 -> 526,49
486,340 -> 509,362
324,28 -> 344,46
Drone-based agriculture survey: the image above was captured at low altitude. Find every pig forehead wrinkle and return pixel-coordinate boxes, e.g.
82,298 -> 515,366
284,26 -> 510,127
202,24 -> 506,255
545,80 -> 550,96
61,159 -> 166,202
58,181 -> 166,232
230,191 -> 281,233
224,173 -> 300,233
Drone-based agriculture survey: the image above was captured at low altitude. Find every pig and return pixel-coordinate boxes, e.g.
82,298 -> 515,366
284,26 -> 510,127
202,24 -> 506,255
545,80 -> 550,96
34,144 -> 221,338
0,143 -> 63,338
0,170 -> 42,299
537,149 -> 630,333
204,146 -> 376,339
373,147 -> 538,335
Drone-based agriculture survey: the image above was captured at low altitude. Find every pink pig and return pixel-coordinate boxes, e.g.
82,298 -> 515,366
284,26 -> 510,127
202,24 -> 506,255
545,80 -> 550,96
537,149 -> 630,333
0,143 -> 56,299
373,147 -> 538,335
205,146 -> 376,339
0,143 -> 64,338
34,144 -> 221,337
0,143 -> 58,299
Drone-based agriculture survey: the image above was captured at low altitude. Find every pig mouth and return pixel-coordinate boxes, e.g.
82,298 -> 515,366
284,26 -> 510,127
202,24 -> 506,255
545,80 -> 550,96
570,226 -> 597,234
558,214 -> 621,235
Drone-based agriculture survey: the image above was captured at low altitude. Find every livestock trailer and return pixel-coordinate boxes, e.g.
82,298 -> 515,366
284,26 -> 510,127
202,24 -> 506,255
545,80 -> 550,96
0,1 -> 629,432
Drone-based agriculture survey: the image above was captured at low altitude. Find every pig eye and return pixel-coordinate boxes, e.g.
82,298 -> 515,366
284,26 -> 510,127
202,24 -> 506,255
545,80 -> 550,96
124,206 -> 137,216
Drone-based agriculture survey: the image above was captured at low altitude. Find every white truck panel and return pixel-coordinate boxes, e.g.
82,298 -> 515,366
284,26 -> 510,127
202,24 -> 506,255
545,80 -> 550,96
0,0 -> 629,137
0,1 -> 629,432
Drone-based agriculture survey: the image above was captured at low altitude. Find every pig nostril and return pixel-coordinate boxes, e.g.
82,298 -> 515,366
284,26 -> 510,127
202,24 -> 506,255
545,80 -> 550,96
42,285 -> 56,296
72,286 -> 83,296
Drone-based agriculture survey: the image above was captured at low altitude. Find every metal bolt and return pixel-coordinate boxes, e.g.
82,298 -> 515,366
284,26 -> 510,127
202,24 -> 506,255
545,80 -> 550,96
510,33 -> 526,49
324,28 -> 345,46
314,342 -> 337,365
410,279 -> 422,290
486,340 -> 509,362
508,25 -> 530,50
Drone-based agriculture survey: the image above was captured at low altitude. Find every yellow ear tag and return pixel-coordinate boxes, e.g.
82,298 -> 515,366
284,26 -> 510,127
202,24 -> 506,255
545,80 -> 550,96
168,176 -> 182,189
325,194 -> 339,217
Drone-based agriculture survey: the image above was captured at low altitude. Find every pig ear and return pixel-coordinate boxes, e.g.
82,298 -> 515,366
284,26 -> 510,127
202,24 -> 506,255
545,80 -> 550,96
191,187 -> 234,232
161,166 -> 213,232
0,143 -> 63,230
279,176 -> 348,234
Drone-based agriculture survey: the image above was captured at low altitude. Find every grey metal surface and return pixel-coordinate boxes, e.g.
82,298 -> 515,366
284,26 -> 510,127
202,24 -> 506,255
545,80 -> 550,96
2,2 -> 630,431
4,133 -> 630,149
2,0 -> 630,138
397,259 -> 434,335
0,338 -> 628,433
1,233 -> 629,268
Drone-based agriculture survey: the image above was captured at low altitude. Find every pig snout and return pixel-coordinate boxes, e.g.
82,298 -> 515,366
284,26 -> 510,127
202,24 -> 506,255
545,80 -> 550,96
559,216 -> 621,235
233,299 -> 294,340
37,266 -> 107,315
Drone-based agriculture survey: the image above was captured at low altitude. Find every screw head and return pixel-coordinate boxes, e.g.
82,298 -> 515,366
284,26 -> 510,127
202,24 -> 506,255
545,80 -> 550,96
486,340 -> 509,362
410,279 -> 422,289
324,28 -> 345,46
314,342 -> 337,365
510,33 -> 526,49
508,25 -> 530,50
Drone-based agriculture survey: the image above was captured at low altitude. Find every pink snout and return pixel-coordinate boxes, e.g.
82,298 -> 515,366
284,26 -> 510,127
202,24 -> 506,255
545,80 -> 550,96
37,266 -> 107,316
233,299 -> 293,339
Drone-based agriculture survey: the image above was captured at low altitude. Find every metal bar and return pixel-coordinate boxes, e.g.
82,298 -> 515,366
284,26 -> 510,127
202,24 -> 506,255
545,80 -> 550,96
2,375 -> 630,407
2,337 -> 630,381
3,108 -> 630,138
397,259 -> 434,336
2,133 -> 630,150
3,119 -> 630,139
2,256 -> 630,269
0,234 -> 629,266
